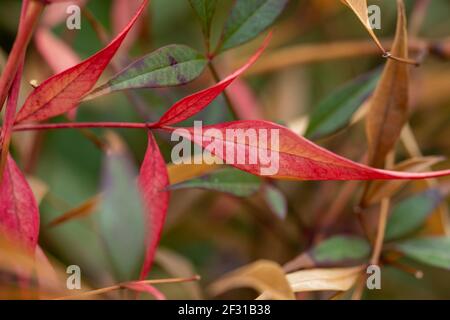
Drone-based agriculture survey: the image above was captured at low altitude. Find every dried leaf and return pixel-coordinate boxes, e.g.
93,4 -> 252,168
340,0 -> 384,52
209,260 -> 295,300
286,266 -> 363,292
366,0 -> 410,167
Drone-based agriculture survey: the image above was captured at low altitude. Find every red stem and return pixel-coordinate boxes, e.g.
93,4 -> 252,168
13,122 -> 157,132
0,0 -> 45,111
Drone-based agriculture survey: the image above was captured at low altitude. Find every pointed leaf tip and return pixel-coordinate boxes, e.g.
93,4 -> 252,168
156,32 -> 272,127
163,120 -> 450,181
15,0 -> 149,123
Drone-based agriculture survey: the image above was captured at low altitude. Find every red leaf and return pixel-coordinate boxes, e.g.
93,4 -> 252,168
15,0 -> 149,123
138,132 -> 170,279
0,0 -> 28,173
163,120 -> 450,181
155,32 -> 271,127
123,282 -> 166,300
0,65 -> 23,173
0,156 -> 40,251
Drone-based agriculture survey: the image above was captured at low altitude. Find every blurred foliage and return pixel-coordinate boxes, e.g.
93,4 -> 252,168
1,0 -> 450,299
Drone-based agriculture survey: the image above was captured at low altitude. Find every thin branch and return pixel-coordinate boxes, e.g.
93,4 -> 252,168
0,0 -> 45,111
233,38 -> 446,76
54,275 -> 200,300
13,122 -> 154,132
370,198 -> 390,265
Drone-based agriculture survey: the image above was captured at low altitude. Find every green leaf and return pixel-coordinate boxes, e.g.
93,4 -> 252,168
395,237 -> 450,270
169,168 -> 261,197
311,235 -> 371,264
306,69 -> 380,140
189,0 -> 217,38
263,185 -> 287,219
98,142 -> 146,281
218,0 -> 288,52
87,45 -> 207,99
385,190 -> 442,242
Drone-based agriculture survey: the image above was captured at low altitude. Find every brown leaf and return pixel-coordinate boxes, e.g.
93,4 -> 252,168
286,266 -> 363,293
340,0 -> 384,52
209,260 -> 295,300
366,0 -> 410,167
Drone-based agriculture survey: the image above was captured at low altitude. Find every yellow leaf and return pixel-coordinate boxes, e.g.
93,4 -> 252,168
209,260 -> 295,300
167,154 -> 223,185
340,0 -> 385,53
366,0 -> 410,168
286,266 -> 363,293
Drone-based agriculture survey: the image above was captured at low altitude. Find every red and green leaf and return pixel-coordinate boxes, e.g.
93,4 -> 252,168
15,0 -> 149,123
155,32 -> 271,126
86,44 -> 207,100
